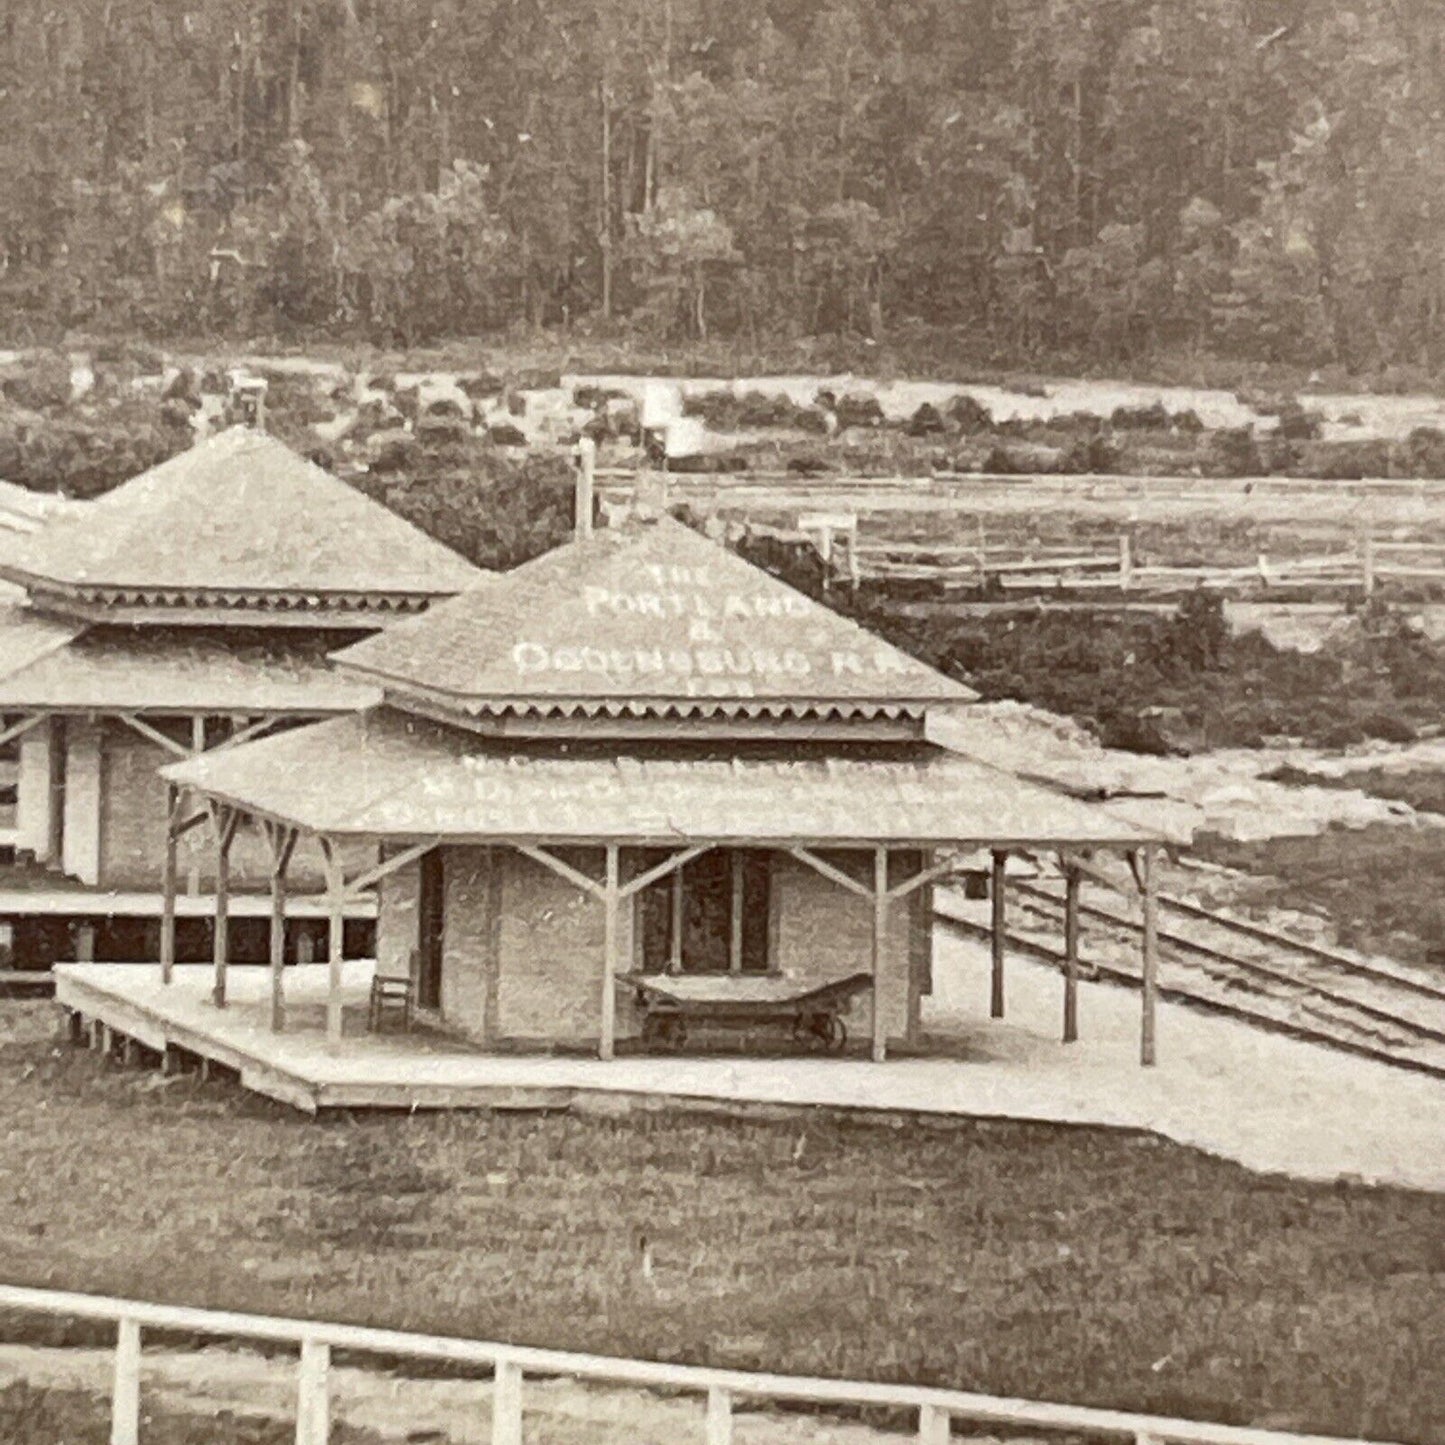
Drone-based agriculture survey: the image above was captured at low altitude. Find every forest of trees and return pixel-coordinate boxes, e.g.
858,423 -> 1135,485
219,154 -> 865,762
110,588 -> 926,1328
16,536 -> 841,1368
2,0 -> 1443,372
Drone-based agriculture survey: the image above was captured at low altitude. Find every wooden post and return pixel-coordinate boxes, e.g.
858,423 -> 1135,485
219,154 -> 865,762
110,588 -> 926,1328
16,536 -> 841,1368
575,436 -> 596,541
669,863 -> 684,974
491,1357 -> 523,1445
990,849 -> 1007,1019
211,807 -> 237,1008
1063,864 -> 1081,1044
706,1386 -> 733,1445
295,1339 -> 330,1445
323,842 -> 346,1048
1118,532 -> 1132,593
1360,533 -> 1376,597
871,846 -> 888,1062
1139,844 -> 1159,1067
729,850 -> 744,974
160,783 -> 179,984
600,845 -> 620,1060
918,1402 -> 950,1444
75,923 -> 96,963
110,1317 -> 141,1445
269,827 -> 296,1034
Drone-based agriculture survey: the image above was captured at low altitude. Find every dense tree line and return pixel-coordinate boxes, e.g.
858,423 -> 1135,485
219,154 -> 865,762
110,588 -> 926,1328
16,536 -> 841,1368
2,0 -> 1442,371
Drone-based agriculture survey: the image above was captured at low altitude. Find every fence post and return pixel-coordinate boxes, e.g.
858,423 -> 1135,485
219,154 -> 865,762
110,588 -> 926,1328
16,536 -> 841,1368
110,1317 -> 141,1445
918,1401 -> 951,1442
705,1385 -> 733,1445
1118,533 -> 1132,592
1360,534 -> 1375,597
491,1356 -> 523,1445
296,1339 -> 330,1445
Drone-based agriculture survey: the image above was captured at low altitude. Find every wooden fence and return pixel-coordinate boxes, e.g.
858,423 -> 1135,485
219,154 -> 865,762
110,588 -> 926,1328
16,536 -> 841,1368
793,525 -> 1445,598
0,1283 -> 1405,1445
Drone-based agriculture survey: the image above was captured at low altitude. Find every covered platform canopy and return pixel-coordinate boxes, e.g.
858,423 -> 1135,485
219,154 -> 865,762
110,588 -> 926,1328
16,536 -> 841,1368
163,707 -> 1153,849
0,616 -> 379,715
161,706 -> 1168,1065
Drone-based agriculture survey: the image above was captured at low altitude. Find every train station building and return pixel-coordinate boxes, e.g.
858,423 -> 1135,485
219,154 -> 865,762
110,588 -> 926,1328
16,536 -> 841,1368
55,496 -> 1177,1100
0,428 -> 484,972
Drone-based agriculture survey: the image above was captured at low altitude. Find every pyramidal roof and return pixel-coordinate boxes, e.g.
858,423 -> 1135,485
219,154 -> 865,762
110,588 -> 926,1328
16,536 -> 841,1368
4,428 -> 484,600
335,515 -> 975,714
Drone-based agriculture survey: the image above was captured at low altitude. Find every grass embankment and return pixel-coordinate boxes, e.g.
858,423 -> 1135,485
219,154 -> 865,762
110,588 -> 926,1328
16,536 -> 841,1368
1205,769 -> 1445,966
1195,822 -> 1445,968
0,1006 -> 1441,1442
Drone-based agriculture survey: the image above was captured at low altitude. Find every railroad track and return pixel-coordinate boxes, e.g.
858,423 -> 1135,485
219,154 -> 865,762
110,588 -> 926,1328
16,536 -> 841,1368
935,879 -> 1445,1080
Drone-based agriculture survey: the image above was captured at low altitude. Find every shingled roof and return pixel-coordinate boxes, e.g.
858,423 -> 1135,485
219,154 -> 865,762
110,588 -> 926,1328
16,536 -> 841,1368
0,606 -> 85,682
163,707 -> 1157,847
1,428 -> 483,603
335,516 -> 975,716
0,626 -> 379,713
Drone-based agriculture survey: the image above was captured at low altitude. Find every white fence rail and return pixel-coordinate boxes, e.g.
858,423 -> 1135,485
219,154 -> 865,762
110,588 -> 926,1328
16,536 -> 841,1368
0,1284 -> 1403,1445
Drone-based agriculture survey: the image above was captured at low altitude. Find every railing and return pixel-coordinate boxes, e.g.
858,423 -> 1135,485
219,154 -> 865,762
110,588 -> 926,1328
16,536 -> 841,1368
812,529 -> 1445,598
0,1284 -> 1402,1445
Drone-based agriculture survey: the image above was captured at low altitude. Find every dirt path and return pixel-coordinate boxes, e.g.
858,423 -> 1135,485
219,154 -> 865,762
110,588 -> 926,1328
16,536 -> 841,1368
0,1342 -> 1040,1445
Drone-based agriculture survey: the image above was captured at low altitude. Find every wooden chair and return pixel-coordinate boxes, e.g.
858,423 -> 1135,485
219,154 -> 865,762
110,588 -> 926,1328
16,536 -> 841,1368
368,972 -> 416,1033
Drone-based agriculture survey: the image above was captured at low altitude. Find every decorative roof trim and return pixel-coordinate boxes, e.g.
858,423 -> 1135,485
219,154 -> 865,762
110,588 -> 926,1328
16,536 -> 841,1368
365,671 -> 932,724
19,578 -> 438,613
393,694 -> 927,743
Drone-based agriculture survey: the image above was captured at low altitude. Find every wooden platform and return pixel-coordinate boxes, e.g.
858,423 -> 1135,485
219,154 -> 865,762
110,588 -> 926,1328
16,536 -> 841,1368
54,963 -> 576,1114
48,960 -> 1445,1196
51,961 -> 1023,1122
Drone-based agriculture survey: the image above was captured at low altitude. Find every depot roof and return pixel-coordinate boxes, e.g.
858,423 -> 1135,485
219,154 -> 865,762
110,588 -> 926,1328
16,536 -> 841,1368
0,624 -> 379,713
334,515 -> 975,717
0,428 -> 484,618
162,705 -> 1159,847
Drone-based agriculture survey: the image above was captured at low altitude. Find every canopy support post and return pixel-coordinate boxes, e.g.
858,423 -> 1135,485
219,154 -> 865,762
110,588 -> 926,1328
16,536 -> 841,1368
600,845 -> 620,1060
321,838 -> 346,1048
267,824 -> 298,1034
669,864 -> 683,974
1063,862 -> 1081,1044
871,846 -> 889,1062
210,806 -> 240,1008
729,850 -> 744,974
990,848 -> 1008,1018
1138,844 -> 1159,1066
160,784 -> 180,984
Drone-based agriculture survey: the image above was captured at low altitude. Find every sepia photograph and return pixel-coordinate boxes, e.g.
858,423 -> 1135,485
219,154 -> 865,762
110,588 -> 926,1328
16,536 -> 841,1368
0,2 -> 1442,1442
